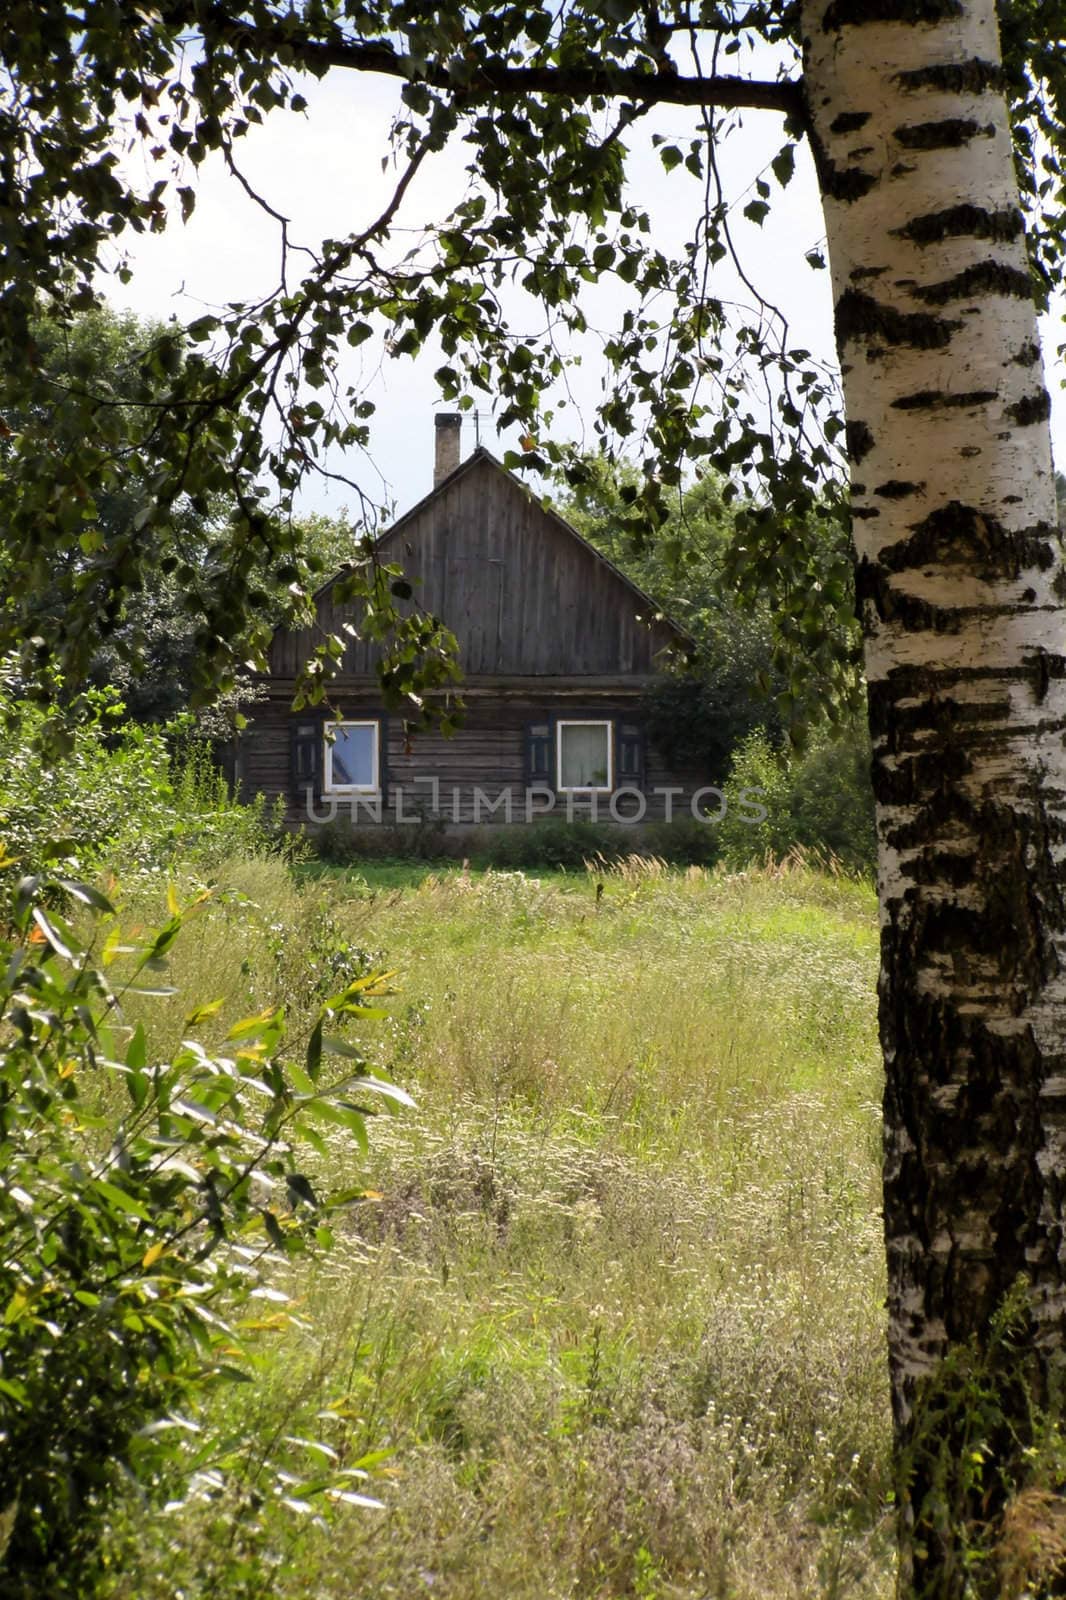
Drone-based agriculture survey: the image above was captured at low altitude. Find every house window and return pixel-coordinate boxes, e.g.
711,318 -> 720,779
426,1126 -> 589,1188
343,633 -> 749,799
324,720 -> 380,793
557,720 -> 613,792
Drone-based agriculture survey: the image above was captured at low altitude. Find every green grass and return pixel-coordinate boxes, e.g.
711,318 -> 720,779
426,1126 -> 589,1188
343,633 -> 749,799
293,856 -> 464,892
107,856 -> 893,1600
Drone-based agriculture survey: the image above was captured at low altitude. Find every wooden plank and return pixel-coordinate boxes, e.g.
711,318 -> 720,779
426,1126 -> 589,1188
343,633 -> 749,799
267,455 -> 682,682
241,688 -> 715,830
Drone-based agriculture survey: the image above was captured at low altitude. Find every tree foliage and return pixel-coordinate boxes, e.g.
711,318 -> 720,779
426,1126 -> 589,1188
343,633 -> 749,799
0,307 -> 230,720
555,450 -> 859,770
0,304 -> 406,722
3,4 -> 1059,715
4,7 -> 1066,1593
0,5 -> 906,711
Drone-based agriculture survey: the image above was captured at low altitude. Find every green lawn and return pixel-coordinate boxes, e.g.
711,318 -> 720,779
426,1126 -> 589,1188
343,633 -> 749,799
293,856 -> 469,892
110,857 -> 893,1600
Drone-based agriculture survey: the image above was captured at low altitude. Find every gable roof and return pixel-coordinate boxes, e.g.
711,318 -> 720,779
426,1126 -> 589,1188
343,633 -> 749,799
272,447 -> 690,681
372,446 -> 690,643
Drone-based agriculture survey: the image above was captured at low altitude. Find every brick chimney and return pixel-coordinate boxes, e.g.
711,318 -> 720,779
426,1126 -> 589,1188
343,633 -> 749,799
434,412 -> 462,487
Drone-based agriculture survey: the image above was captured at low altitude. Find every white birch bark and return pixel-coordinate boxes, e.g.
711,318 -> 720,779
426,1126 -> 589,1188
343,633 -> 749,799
799,0 -> 1066,1588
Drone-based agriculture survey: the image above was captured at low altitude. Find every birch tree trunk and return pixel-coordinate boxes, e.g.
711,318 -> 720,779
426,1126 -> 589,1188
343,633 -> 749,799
800,1 -> 1066,1591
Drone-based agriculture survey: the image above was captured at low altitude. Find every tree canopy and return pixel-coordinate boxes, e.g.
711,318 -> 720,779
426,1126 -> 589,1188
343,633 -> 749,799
0,304 -> 387,721
2,2 -> 1059,715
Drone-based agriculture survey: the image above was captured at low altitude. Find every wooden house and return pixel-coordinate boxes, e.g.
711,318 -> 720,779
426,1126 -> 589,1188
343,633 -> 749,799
241,416 -> 710,833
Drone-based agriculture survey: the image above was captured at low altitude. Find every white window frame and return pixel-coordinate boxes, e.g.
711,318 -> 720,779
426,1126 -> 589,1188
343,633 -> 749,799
556,719 -> 614,794
323,719 -> 380,795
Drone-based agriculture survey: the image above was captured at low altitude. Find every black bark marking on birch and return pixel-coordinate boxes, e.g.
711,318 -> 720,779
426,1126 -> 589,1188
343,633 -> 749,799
894,118 -> 995,150
875,480 -> 925,498
813,145 -> 870,201
1007,389 -> 1052,426
895,728 -> 1066,800
829,110 -> 871,133
883,857 -> 1049,1004
823,165 -> 878,203
853,506 -> 881,519
850,265 -> 886,281
912,260 -> 1034,305
855,562 -> 1042,633
804,120 -> 878,203
870,664 -> 1059,732
881,980 -> 1049,1277
846,419 -> 875,462
874,693 -> 1013,745
1031,647 -> 1054,703
855,561 -> 925,632
871,729 -> 1063,1007
895,57 -> 1009,96
892,203 -> 1025,247
878,503 -> 1059,579
822,0 -> 962,26
891,389 -> 998,410
1012,339 -> 1041,367
835,288 -> 960,350
867,674 -> 977,747
885,707 -> 1066,754
877,783 -> 1064,990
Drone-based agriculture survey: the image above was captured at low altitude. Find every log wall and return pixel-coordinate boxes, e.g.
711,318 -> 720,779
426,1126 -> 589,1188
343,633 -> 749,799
241,685 -> 713,830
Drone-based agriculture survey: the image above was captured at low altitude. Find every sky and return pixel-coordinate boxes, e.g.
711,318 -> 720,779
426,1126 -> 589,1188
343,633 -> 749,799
106,59 -> 1066,529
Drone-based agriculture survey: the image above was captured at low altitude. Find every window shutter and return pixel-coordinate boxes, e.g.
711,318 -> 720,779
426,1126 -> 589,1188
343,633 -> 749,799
378,715 -> 389,805
524,721 -> 552,787
617,721 -> 646,790
290,715 -> 324,808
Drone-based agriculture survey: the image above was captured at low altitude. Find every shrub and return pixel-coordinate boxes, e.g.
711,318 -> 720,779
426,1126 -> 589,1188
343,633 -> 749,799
719,724 -> 876,874
0,867 -> 406,1593
0,674 -> 293,886
312,814 -> 448,865
307,818 -> 721,872
789,731 -> 877,871
716,729 -> 796,865
468,820 -> 629,870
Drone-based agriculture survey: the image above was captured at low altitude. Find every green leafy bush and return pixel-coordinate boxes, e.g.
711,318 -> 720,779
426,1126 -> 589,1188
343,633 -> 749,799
0,672 -> 292,885
309,818 -> 720,872
788,732 -> 878,872
469,820 -> 636,870
718,725 -> 876,874
715,730 -> 796,865
0,867 -> 408,1594
313,814 -> 448,865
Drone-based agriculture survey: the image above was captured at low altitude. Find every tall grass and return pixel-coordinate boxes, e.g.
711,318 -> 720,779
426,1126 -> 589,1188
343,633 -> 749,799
105,858 -> 893,1600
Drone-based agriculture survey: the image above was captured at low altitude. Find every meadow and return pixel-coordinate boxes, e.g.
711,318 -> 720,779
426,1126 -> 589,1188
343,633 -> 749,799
101,854 -> 894,1600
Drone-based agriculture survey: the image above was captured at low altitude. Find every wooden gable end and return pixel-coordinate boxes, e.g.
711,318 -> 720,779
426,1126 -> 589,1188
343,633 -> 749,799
269,453 -> 683,681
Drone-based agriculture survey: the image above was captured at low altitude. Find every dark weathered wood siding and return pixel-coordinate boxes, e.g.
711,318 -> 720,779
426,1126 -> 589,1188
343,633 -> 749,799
268,453 -> 681,681
242,688 -> 710,828
249,449 -> 708,830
